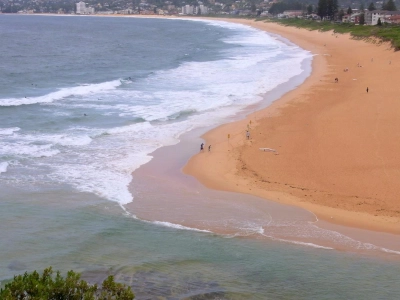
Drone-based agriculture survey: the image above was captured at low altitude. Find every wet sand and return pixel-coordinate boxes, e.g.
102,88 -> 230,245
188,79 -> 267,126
184,19 -> 400,235
127,125 -> 400,254
121,17 -> 400,255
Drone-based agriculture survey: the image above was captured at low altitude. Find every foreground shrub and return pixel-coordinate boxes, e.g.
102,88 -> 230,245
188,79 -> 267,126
0,267 -> 134,300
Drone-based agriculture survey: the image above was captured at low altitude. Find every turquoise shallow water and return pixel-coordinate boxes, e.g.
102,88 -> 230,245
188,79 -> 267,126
1,15 -> 400,299
1,192 -> 400,299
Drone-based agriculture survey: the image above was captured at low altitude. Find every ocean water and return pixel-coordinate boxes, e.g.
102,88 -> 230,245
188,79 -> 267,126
0,15 -> 307,205
1,15 -> 400,299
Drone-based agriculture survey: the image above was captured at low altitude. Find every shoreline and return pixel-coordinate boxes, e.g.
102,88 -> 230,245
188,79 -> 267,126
184,19 -> 400,235
18,13 -> 398,246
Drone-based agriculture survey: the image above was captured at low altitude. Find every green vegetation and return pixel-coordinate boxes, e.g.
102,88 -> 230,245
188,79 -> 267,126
264,18 -> 400,50
268,1 -> 303,15
0,267 -> 134,300
383,0 -> 398,11
317,0 -> 338,19
368,2 -> 376,11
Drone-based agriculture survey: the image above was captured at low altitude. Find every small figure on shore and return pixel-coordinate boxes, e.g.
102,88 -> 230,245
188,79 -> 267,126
246,130 -> 250,140
389,60 -> 392,65
84,113 -> 87,116
335,78 -> 338,83
208,145 -> 211,152
200,143 -> 204,151
371,58 -> 374,62
366,87 -> 369,93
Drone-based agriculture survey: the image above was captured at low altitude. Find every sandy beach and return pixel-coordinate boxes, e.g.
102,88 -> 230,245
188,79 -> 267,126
184,19 -> 400,235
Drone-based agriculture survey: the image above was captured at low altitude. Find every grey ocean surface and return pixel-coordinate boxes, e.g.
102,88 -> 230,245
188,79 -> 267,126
0,15 -> 399,299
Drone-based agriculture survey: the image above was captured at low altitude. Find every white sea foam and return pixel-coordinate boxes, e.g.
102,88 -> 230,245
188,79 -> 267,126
0,141 -> 60,158
0,80 -> 121,106
1,20 -> 311,210
0,127 -> 20,135
49,165 -> 136,205
48,121 -> 192,204
105,122 -> 153,135
262,234 -> 334,250
26,134 -> 93,147
116,204 -> 211,233
150,221 -> 212,233
0,162 -> 9,174
380,247 -> 400,255
277,239 -> 334,250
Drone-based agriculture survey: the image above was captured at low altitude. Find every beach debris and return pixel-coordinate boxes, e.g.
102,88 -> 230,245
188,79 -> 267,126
259,148 -> 277,153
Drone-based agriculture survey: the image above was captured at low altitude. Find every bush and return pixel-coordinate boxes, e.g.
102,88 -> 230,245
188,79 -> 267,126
0,267 -> 135,300
268,18 -> 400,51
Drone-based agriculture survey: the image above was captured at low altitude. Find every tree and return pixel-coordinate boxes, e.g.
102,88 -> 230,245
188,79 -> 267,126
368,2 -> 376,10
251,1 -> 257,12
307,4 -> 313,14
268,2 -> 302,15
360,2 -> 365,11
377,17 -> 382,25
383,0 -> 397,10
317,0 -> 328,18
0,267 -> 135,300
359,13 -> 365,25
327,0 -> 338,19
338,9 -> 345,20
318,0 -> 338,19
347,6 -> 353,14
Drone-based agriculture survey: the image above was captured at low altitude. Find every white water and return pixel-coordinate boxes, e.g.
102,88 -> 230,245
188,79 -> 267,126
0,19 -> 312,206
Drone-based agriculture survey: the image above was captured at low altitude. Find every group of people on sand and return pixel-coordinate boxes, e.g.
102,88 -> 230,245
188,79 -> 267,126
200,129 -> 251,152
338,61 -> 376,94
200,143 -> 211,152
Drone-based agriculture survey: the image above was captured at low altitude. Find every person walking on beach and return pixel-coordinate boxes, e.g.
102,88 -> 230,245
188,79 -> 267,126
366,87 -> 369,93
208,145 -> 211,152
246,130 -> 250,140
200,143 -> 204,151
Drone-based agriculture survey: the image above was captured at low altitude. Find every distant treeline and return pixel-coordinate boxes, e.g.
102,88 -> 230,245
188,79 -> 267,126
268,1 -> 305,15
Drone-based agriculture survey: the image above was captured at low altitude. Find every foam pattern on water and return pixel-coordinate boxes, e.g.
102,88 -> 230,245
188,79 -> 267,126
0,19 -> 311,205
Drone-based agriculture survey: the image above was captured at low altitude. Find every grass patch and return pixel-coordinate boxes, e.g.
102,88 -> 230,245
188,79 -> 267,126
265,18 -> 400,50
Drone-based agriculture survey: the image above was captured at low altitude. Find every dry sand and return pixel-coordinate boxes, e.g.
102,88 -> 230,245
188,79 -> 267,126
184,19 -> 400,235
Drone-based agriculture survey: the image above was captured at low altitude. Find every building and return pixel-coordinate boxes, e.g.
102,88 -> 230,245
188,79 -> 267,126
199,5 -> 208,14
76,2 -> 95,14
282,10 -> 303,18
350,13 -> 362,24
181,5 -> 209,15
365,10 -> 385,25
365,10 -> 400,25
342,14 -> 351,23
182,5 -> 194,15
76,1 -> 85,14
386,14 -> 400,24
